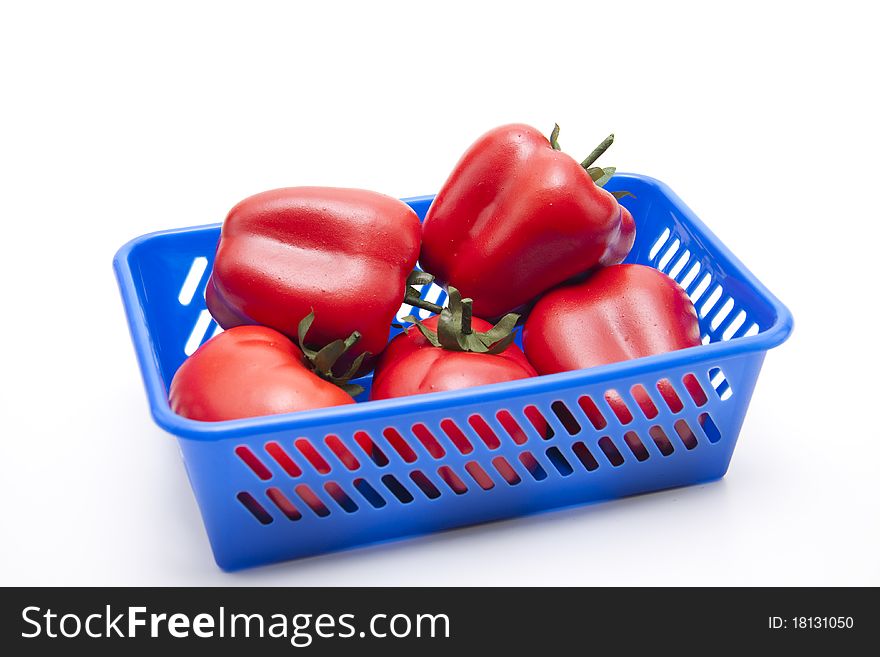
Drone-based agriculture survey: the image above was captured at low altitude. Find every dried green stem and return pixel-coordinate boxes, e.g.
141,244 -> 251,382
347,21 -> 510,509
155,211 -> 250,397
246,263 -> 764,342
580,133 -> 614,169
296,310 -> 368,396
549,123 -> 561,150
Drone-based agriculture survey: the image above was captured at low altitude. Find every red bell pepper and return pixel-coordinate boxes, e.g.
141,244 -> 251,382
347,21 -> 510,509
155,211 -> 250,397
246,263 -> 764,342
523,264 -> 704,435
170,317 -> 365,421
524,264 -> 701,372
370,289 -> 536,400
419,124 -> 634,318
206,187 -> 434,372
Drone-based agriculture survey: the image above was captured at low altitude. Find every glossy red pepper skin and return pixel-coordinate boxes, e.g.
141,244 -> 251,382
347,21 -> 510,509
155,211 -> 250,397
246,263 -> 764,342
170,326 -> 354,422
599,206 -> 635,267
523,264 -> 704,427
524,264 -> 701,372
206,187 -> 422,369
419,124 -> 632,318
370,315 -> 537,400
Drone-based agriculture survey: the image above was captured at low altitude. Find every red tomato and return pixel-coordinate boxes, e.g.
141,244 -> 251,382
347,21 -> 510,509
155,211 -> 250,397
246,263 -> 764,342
370,315 -> 537,400
170,325 -> 355,421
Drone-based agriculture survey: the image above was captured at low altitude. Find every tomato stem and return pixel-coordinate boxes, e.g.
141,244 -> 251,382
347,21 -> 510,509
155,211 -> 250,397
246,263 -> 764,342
460,298 -> 473,335
402,287 -> 520,354
296,310 -> 368,395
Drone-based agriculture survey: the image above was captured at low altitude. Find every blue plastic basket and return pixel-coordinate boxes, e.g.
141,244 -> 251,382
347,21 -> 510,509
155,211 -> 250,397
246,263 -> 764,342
114,174 -> 792,570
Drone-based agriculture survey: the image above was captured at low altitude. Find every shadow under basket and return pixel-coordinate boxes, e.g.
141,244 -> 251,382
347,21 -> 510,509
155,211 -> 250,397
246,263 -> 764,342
113,174 -> 792,571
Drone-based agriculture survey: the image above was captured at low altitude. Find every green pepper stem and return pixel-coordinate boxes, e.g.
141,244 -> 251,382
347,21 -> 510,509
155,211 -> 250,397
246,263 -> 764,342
549,123 -> 561,150
405,289 -> 443,314
405,270 -> 444,314
580,133 -> 614,169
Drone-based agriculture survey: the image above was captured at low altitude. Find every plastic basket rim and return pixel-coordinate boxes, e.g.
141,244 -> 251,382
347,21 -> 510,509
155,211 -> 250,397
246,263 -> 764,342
113,173 -> 793,442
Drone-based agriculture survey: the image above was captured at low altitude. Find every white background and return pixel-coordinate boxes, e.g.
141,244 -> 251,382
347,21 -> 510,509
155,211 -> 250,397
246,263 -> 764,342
1,1 -> 877,586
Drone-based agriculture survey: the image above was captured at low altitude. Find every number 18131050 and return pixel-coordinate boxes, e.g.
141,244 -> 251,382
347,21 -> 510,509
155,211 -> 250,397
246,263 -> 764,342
768,616 -> 854,630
